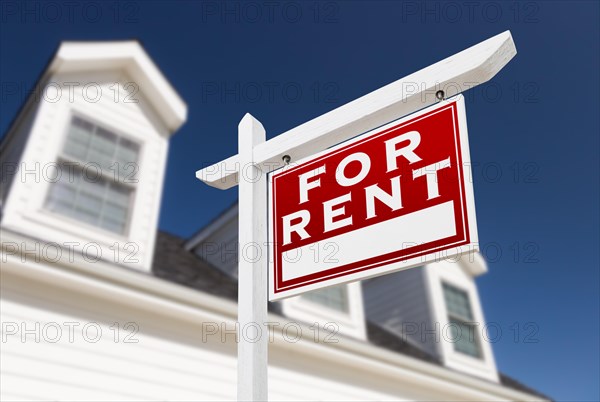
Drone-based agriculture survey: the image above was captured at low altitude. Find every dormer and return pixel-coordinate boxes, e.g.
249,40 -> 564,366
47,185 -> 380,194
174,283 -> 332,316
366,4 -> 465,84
363,253 -> 499,382
423,253 -> 499,382
0,41 -> 187,272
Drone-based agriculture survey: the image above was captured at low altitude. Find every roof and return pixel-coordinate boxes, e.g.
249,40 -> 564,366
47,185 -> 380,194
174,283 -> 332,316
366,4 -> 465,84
1,40 -> 187,137
0,41 -> 187,172
50,41 -> 187,132
152,231 -> 237,300
152,230 -> 550,400
184,202 -> 238,251
153,231 -> 283,315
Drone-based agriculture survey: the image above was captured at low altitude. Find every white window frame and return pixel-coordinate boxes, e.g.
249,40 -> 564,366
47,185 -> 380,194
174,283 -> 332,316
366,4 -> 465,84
25,106 -> 148,256
441,281 -> 483,358
300,284 -> 351,313
42,112 -> 141,237
281,281 -> 367,340
423,261 -> 499,382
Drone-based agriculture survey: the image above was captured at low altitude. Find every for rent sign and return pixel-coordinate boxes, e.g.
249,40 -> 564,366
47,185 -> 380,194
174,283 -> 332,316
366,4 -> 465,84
269,96 -> 478,300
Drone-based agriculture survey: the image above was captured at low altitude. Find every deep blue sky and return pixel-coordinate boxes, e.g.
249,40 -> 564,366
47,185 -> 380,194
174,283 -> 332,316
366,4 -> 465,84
1,1 -> 598,400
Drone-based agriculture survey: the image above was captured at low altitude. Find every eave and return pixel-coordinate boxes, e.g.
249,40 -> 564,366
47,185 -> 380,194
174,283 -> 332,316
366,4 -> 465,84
48,40 -> 187,133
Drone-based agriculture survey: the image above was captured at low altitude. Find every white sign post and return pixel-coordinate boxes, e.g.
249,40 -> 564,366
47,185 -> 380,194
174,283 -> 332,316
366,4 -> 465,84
196,31 -> 516,401
237,114 -> 268,401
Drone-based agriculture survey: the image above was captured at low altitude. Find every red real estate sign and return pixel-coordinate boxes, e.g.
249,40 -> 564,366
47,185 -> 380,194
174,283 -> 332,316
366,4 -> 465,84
268,96 -> 478,300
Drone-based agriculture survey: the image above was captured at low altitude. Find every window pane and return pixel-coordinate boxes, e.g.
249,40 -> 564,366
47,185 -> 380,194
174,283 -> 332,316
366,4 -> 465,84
99,217 -> 125,234
443,283 -> 473,320
45,181 -> 77,210
63,117 -> 93,161
48,117 -> 138,234
62,117 -> 139,177
108,183 -> 131,206
114,138 -> 140,179
443,283 -> 482,358
46,169 -> 82,213
449,318 -> 481,358
79,173 -> 107,198
72,204 -> 101,225
63,141 -> 88,161
301,285 -> 349,313
88,127 -> 117,170
45,161 -> 133,234
116,138 -> 139,162
77,191 -> 104,214
46,116 -> 140,233
103,202 -> 128,223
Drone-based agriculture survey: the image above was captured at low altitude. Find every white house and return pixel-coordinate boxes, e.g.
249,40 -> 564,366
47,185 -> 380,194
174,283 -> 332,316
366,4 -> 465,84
0,41 -> 548,401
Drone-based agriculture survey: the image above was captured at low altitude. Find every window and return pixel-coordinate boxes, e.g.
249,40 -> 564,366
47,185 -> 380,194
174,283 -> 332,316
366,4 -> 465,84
301,285 -> 349,313
44,116 -> 139,234
442,283 -> 482,358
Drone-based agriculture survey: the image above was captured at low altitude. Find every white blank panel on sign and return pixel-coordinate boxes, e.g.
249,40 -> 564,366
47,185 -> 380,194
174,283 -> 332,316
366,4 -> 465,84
282,201 -> 457,281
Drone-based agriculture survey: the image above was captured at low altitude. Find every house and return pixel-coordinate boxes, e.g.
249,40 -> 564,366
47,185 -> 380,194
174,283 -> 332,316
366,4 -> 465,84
0,41 -> 549,401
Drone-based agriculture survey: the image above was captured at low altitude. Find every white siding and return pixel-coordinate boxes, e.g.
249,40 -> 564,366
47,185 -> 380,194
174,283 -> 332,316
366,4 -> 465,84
0,261 -> 488,401
1,272 -> 237,401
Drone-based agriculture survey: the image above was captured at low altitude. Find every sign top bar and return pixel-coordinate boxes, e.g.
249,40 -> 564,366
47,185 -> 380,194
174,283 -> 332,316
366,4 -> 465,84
196,31 -> 516,190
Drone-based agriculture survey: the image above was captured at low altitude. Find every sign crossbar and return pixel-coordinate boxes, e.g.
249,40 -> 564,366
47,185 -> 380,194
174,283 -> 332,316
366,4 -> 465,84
197,31 -> 516,189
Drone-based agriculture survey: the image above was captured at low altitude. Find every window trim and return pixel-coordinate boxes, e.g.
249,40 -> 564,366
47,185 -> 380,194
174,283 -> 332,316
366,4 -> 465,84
43,113 -> 142,236
44,160 -> 137,237
442,282 -> 483,359
300,284 -> 351,314
281,282 -> 367,340
422,262 -> 500,383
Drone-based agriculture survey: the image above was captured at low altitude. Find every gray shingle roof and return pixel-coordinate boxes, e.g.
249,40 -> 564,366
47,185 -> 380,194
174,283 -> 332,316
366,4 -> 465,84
152,230 -> 550,400
152,231 -> 238,300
